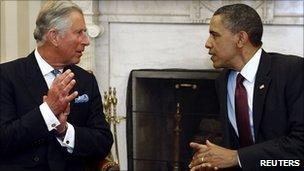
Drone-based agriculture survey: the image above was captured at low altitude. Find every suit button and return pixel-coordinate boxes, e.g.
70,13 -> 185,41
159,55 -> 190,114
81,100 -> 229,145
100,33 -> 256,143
33,156 -> 40,162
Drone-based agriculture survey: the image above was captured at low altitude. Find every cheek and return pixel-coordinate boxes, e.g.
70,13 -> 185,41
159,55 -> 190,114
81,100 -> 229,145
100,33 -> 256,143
219,42 -> 234,53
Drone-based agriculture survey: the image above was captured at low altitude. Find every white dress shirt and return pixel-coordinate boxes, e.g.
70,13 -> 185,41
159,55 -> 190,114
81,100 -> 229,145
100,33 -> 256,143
227,48 -> 262,142
35,49 -> 75,153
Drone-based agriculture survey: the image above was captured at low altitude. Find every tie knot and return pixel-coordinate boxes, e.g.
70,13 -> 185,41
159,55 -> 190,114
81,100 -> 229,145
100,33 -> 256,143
236,73 -> 245,84
51,69 -> 61,77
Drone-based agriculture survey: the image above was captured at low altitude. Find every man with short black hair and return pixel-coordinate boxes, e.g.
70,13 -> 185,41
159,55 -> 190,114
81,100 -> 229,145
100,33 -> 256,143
189,3 -> 304,171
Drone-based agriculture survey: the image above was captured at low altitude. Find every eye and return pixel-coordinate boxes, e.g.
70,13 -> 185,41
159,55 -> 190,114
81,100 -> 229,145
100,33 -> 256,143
77,30 -> 83,35
76,29 -> 88,37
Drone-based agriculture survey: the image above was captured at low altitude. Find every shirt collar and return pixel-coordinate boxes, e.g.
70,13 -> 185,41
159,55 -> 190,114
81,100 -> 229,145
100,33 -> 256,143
35,48 -> 63,76
240,48 -> 262,83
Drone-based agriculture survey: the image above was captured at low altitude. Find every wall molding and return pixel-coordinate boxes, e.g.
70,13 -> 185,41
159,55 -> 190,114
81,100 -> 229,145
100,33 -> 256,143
99,0 -> 303,25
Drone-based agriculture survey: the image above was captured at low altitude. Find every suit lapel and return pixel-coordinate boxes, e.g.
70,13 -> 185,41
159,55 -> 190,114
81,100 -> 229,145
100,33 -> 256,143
253,50 -> 271,141
22,51 -> 49,105
219,69 -> 230,119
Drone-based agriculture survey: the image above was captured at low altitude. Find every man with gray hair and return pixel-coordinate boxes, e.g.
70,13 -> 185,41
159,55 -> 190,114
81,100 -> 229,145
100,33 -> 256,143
0,1 -> 113,171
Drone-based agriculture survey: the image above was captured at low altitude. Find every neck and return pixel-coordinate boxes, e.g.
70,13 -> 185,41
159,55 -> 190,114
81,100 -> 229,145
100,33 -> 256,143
232,45 -> 260,71
37,46 -> 65,69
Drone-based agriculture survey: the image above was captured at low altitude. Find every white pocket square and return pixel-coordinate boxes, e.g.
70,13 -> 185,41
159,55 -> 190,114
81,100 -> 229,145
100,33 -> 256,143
75,94 -> 89,103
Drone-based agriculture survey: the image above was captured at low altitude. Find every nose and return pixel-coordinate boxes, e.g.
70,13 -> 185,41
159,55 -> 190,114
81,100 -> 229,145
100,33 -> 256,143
205,37 -> 212,49
82,33 -> 90,46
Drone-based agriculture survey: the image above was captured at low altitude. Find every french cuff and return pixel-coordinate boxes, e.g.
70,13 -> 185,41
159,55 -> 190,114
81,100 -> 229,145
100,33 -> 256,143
56,122 -> 75,153
40,102 -> 60,131
237,152 -> 242,168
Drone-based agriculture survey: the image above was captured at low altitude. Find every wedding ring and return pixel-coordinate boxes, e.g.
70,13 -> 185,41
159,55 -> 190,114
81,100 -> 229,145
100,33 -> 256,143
201,156 -> 204,162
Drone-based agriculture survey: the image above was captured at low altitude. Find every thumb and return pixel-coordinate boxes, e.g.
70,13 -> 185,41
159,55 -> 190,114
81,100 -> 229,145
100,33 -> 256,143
190,142 -> 205,150
43,95 -> 47,102
206,140 -> 215,147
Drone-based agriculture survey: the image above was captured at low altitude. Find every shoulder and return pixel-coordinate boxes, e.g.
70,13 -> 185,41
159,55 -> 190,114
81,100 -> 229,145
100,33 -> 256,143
0,51 -> 35,72
265,51 -> 303,66
0,57 -> 30,77
68,65 -> 97,84
68,65 -> 94,77
262,51 -> 303,74
0,57 -> 27,69
263,51 -> 303,89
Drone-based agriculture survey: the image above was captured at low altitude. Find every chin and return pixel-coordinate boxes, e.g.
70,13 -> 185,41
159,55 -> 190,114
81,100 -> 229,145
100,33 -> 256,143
212,62 -> 219,68
73,56 -> 81,64
74,59 -> 81,64
213,63 -> 223,69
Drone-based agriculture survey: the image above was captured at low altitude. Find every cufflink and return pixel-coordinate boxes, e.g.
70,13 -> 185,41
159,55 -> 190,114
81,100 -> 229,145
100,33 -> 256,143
259,84 -> 265,90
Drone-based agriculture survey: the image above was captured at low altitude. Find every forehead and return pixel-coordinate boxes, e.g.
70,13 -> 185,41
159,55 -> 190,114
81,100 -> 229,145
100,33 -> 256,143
210,15 -> 224,30
68,11 -> 86,30
209,15 -> 232,34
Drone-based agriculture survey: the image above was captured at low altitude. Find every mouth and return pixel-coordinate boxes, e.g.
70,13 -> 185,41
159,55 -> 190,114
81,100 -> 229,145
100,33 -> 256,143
209,52 -> 215,60
76,50 -> 84,55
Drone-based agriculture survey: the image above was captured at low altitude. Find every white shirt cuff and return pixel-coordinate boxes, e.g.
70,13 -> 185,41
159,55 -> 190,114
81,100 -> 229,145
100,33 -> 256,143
39,102 -> 60,131
237,152 -> 242,168
56,122 -> 75,153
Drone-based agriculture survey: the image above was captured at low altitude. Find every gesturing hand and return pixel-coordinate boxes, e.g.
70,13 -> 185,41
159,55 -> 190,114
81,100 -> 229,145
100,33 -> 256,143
44,69 -> 78,116
56,103 -> 70,136
43,95 -> 70,136
189,140 -> 238,171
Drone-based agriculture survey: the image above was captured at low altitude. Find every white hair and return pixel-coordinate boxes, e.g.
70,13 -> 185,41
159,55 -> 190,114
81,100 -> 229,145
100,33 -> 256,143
33,1 -> 83,46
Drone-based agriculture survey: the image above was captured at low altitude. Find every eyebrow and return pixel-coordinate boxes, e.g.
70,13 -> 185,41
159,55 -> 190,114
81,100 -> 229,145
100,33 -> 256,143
210,30 -> 220,36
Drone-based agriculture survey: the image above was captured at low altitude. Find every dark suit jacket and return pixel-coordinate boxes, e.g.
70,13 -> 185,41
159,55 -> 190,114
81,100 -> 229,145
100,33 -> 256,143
215,50 -> 304,171
0,51 -> 113,171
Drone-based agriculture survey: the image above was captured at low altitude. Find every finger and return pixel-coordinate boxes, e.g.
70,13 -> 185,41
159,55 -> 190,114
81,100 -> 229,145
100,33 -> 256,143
65,91 -> 78,102
61,72 -> 75,87
190,142 -> 206,151
63,103 -> 70,115
191,154 -> 208,167
206,140 -> 217,148
193,150 -> 208,160
58,112 -> 67,122
52,69 -> 71,84
190,164 -> 206,171
205,163 -> 212,168
62,79 -> 76,94
192,144 -> 209,156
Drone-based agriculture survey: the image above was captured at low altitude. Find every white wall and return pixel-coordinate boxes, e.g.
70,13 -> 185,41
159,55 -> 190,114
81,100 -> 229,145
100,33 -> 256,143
0,1 -> 41,62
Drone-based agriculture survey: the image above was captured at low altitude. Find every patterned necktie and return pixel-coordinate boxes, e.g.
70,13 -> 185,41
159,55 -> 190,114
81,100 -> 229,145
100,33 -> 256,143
235,73 -> 253,147
51,69 -> 61,77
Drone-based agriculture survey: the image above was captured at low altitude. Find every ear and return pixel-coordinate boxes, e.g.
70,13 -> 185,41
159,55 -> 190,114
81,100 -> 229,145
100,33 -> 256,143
46,28 -> 60,47
236,31 -> 249,48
